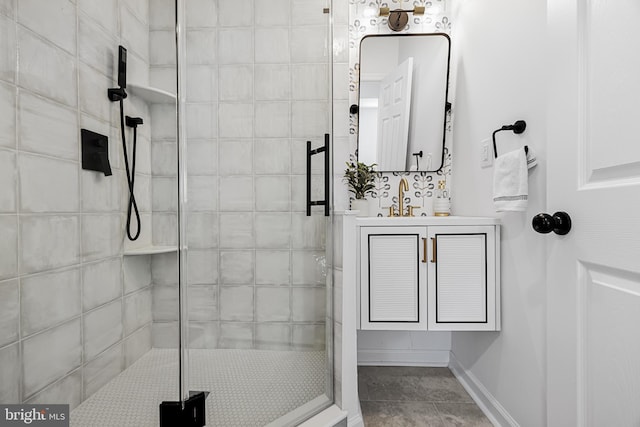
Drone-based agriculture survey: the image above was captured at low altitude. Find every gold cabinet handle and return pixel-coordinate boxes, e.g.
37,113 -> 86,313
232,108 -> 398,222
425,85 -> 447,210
421,238 -> 427,263
431,237 -> 437,263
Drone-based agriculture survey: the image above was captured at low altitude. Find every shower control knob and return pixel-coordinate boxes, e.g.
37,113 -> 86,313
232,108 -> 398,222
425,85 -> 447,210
532,211 -> 572,235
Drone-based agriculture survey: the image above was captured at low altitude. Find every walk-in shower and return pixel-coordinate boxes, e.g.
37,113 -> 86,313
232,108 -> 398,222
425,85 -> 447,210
0,0 -> 334,426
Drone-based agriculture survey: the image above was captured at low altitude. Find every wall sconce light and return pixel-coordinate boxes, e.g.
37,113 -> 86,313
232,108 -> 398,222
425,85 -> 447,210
379,6 -> 425,31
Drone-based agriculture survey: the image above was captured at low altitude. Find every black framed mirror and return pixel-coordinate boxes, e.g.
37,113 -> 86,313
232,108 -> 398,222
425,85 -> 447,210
357,33 -> 451,172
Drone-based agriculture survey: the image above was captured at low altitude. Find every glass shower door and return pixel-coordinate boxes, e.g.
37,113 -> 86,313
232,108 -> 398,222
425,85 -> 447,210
177,0 -> 334,425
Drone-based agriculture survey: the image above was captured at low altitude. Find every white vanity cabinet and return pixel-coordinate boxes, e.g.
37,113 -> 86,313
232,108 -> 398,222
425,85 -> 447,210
354,217 -> 500,332
360,226 -> 428,330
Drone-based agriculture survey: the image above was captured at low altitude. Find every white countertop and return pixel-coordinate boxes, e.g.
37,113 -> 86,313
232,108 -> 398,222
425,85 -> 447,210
352,215 -> 500,226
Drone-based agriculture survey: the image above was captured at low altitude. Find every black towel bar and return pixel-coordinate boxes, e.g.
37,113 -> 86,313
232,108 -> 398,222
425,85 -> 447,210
493,120 -> 527,158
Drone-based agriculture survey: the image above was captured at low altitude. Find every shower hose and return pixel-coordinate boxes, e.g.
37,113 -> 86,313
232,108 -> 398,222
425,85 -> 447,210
119,99 -> 141,241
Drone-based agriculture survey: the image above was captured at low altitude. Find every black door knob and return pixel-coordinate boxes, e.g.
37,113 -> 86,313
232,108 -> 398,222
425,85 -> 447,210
532,211 -> 572,235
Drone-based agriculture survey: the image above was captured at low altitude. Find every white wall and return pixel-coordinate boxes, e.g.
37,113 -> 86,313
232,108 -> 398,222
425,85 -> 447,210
449,1 -> 547,426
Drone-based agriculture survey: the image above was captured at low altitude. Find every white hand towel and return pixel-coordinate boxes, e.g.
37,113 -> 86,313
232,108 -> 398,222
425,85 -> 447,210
493,147 -> 528,212
526,146 -> 538,169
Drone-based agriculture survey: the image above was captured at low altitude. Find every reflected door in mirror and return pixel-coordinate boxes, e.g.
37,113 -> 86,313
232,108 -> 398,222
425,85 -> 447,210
358,34 -> 451,172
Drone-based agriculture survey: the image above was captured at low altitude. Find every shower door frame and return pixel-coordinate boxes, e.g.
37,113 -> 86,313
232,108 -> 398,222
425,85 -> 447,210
173,0 -> 336,425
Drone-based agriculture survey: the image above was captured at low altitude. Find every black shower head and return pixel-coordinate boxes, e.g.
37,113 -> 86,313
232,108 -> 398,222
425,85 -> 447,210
125,116 -> 143,128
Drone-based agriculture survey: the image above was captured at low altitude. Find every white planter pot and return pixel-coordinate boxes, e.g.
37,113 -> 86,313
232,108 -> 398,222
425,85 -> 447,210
350,199 -> 370,217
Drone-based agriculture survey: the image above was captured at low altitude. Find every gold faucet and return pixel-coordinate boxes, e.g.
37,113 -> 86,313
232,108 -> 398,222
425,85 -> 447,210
386,177 -> 418,217
398,178 -> 408,216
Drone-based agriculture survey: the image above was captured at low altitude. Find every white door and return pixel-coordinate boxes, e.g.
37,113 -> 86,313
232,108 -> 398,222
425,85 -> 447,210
377,57 -> 413,170
548,1 -> 640,425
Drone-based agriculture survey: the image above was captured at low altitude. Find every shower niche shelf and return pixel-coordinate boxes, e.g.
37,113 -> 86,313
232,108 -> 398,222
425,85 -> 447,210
123,245 -> 178,256
127,83 -> 176,104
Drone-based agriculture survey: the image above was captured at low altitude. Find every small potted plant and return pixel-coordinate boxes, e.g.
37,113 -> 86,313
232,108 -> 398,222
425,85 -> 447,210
343,155 -> 376,216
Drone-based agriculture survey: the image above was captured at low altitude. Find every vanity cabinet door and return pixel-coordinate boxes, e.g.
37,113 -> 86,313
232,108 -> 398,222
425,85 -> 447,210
427,225 -> 499,331
360,226 -> 428,330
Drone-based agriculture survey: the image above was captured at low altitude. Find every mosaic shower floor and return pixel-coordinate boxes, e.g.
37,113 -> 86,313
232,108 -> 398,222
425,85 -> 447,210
71,349 -> 327,427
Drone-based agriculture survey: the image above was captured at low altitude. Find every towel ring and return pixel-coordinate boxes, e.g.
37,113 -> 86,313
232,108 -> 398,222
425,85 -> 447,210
493,120 -> 528,158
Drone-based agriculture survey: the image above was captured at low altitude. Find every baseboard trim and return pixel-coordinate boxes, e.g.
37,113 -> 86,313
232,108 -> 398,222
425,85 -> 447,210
448,352 -> 519,427
347,412 -> 364,427
357,350 -> 450,367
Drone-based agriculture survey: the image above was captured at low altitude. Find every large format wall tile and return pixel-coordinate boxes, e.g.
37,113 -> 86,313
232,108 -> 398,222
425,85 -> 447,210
188,321 -> 219,349
25,370 -> 82,411
1,0 -> 159,409
292,287 -> 326,322
78,0 -> 118,35
219,213 -> 254,248
121,6 -> 149,61
0,150 -> 16,212
124,288 -> 152,335
79,64 -> 114,122
21,268 -> 81,337
256,287 -> 290,322
254,139 -> 290,174
150,30 -> 176,66
151,322 -> 178,349
255,65 -> 290,101
219,0 -> 253,27
22,319 -> 82,399
152,286 -> 179,322
20,215 -> 79,274
83,258 -> 123,311
188,249 -> 218,285
256,324 -> 290,350
124,255 -> 151,294
0,279 -> 19,347
219,322 -> 253,349
124,324 -> 151,367
0,343 -> 21,403
188,285 -> 218,321
18,153 -> 79,213
18,0 -> 76,55
18,91 -> 78,160
220,286 -> 254,321
219,140 -> 253,175
220,251 -> 254,285
83,300 -> 123,361
0,81 -> 16,147
78,16 -> 117,79
187,212 -> 218,249
218,29 -> 253,64
185,0 -> 217,28
83,343 -> 123,399
18,28 -> 77,107
255,250 -> 290,285
255,28 -> 289,64
255,213 -> 290,248
255,0 -> 290,26
81,214 -> 122,262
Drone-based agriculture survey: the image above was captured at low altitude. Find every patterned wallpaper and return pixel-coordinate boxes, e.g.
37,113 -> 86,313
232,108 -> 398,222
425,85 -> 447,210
347,0 -> 453,216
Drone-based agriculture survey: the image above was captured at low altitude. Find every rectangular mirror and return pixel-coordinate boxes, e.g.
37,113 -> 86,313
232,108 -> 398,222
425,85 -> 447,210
357,33 -> 451,172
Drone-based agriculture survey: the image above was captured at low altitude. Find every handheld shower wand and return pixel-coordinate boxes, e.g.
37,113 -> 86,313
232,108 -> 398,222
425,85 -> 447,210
108,45 -> 143,241
123,116 -> 143,241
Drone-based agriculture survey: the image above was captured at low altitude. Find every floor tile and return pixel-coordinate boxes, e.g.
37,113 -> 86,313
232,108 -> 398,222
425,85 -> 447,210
361,401 -> 444,427
360,367 -> 473,403
436,403 -> 493,427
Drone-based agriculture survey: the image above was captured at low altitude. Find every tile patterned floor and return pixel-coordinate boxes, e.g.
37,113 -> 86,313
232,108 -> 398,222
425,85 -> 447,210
71,349 -> 326,427
358,366 -> 493,427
